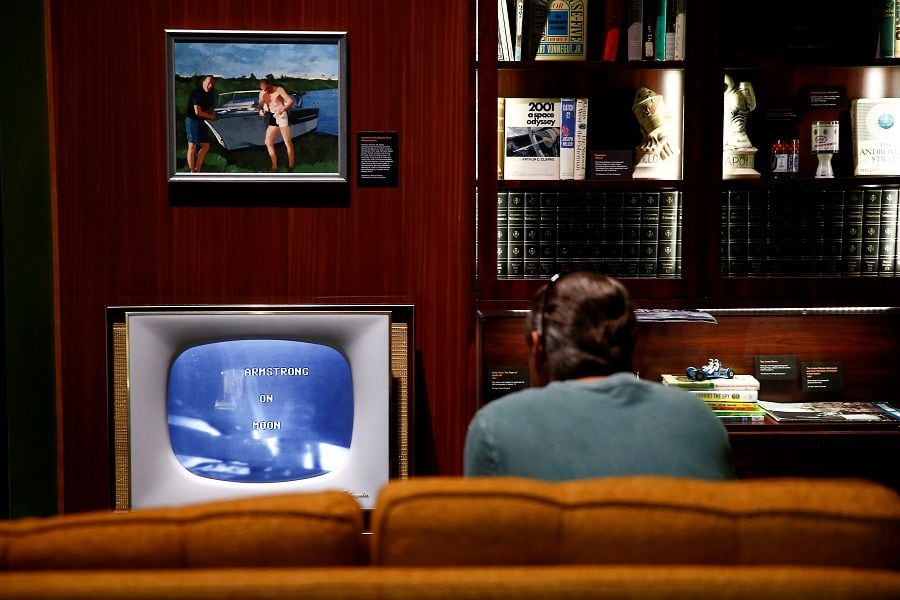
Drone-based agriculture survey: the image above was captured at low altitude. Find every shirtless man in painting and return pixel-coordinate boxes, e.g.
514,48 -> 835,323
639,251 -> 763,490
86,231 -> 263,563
258,78 -> 296,170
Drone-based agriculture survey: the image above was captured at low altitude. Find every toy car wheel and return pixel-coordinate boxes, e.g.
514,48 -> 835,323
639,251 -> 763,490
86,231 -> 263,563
694,370 -> 706,381
725,368 -> 734,378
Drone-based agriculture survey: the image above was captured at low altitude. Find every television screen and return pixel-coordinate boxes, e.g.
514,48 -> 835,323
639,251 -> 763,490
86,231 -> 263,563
108,307 -> 413,511
168,339 -> 354,483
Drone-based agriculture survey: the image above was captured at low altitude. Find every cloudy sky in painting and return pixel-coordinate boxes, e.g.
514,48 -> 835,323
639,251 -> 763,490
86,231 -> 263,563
175,41 -> 339,79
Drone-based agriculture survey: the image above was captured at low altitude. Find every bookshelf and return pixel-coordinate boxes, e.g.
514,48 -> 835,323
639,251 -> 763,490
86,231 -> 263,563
474,1 -> 900,486
476,0 -> 900,308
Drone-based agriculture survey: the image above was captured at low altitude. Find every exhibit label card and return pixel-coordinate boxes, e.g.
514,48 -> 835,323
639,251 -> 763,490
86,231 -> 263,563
755,355 -> 798,381
484,366 -> 529,403
357,132 -> 398,187
801,361 -> 845,392
590,150 -> 634,179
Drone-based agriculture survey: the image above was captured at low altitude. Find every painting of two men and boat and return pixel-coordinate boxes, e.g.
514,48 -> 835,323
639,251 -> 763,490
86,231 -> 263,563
167,30 -> 346,182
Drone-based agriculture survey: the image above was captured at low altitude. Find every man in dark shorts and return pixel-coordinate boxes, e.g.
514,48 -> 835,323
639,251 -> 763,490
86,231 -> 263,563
185,75 -> 218,173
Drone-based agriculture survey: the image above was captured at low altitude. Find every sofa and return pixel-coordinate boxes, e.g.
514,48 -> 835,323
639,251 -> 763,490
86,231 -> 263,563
2,475 -> 899,599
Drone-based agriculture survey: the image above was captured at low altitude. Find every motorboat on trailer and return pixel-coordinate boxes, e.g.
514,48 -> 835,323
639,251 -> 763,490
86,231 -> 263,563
205,90 -> 319,150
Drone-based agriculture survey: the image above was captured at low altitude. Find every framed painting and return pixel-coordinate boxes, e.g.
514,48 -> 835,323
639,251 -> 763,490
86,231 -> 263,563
166,30 -> 348,189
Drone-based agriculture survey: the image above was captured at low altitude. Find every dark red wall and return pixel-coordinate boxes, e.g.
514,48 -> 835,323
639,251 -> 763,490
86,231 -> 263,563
48,0 -> 474,512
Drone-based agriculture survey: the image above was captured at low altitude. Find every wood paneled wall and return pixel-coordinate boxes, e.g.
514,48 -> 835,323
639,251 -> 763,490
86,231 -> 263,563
47,0 -> 474,513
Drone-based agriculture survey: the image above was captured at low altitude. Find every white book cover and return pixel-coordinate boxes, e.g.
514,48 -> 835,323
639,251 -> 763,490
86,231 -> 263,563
852,98 -> 900,176
503,98 -> 561,180
574,98 -> 589,180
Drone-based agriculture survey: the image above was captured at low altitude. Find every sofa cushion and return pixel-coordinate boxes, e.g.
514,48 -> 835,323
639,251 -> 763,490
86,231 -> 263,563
0,491 -> 364,570
2,566 -> 900,599
371,476 -> 900,568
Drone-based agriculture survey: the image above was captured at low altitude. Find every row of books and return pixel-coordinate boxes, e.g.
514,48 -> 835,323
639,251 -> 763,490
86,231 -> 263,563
498,1 -> 686,62
499,97 -> 589,180
661,374 -> 765,423
497,190 -> 682,279
878,1 -> 900,59
721,188 -> 900,278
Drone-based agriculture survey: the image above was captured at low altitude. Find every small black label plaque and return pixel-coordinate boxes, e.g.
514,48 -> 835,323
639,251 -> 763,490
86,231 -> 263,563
358,132 -> 398,187
801,361 -> 845,392
484,366 -> 529,403
755,355 -> 798,380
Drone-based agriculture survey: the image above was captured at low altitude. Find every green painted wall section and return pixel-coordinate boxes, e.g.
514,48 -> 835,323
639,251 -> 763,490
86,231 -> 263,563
0,0 -> 58,518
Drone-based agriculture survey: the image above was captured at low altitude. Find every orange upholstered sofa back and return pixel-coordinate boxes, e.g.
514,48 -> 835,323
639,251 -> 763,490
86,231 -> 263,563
0,491 -> 364,570
371,476 -> 900,568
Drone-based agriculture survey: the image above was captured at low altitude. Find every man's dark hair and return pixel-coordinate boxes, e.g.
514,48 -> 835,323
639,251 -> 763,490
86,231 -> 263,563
527,271 -> 637,380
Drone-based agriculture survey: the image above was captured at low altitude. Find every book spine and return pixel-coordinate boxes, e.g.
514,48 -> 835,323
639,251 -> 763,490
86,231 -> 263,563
878,188 -> 898,277
571,193 -> 590,271
726,189 -> 749,277
560,98 -> 576,180
747,190 -> 768,276
524,191 -> 541,278
604,192 -> 625,275
556,192 -> 575,270
533,0 -> 587,61
498,0 -> 513,61
658,190 -> 677,277
654,0 -> 667,60
574,98 -> 589,180
497,98 -> 505,179
822,190 -> 844,276
507,191 -> 525,279
623,192 -> 642,276
603,0 -> 624,61
720,191 -> 728,276
642,0 -> 657,60
716,414 -> 765,423
625,0 -> 644,61
675,192 -> 682,275
882,0 -> 896,58
514,0 -> 525,60
539,192 -> 558,277
809,189 -> 826,276
673,0 -> 686,60
895,0 -> 900,56
587,191 -> 606,271
640,191 -> 660,277
842,189 -> 864,276
664,0 -> 677,61
766,190 -> 784,276
862,188 -> 882,276
691,390 -> 759,402
497,192 -> 509,279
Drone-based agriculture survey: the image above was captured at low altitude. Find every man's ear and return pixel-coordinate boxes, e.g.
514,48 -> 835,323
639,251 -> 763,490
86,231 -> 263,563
528,330 -> 548,386
528,330 -> 541,357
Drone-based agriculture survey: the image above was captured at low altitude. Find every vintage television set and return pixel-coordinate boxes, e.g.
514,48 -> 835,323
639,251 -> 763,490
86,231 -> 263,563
107,305 -> 413,511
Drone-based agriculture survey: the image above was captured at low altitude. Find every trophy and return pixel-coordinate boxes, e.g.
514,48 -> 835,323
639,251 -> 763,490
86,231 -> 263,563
811,120 -> 839,178
631,87 -> 679,179
722,74 -> 761,179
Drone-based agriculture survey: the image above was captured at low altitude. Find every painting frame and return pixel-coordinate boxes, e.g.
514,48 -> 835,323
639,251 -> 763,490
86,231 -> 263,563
165,29 -> 348,188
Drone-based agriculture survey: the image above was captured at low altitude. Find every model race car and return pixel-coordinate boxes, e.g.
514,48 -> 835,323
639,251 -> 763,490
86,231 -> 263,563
686,358 -> 734,381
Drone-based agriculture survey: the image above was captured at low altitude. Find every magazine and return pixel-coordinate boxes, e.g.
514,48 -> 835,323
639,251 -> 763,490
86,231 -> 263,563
758,401 -> 900,423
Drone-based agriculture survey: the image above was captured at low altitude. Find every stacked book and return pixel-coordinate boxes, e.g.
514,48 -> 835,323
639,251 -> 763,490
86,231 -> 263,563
661,374 -> 765,423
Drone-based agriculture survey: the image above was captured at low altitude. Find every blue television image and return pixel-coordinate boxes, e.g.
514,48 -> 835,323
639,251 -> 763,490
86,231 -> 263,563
167,339 -> 354,483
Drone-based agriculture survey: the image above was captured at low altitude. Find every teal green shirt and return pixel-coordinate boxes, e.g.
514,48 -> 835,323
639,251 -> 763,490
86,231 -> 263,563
464,372 -> 735,481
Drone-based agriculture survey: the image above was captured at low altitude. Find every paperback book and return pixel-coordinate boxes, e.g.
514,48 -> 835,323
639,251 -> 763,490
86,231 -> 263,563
503,98 -> 562,180
530,0 -> 587,60
691,389 -> 759,402
661,374 -> 761,390
851,98 -> 900,176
